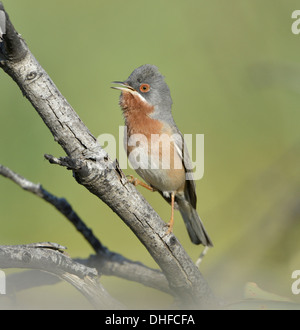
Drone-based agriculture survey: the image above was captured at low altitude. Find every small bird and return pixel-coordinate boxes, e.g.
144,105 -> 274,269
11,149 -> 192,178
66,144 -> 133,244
112,64 -> 213,246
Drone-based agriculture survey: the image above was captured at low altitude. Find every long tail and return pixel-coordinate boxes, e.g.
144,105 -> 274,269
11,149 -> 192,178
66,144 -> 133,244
178,199 -> 213,247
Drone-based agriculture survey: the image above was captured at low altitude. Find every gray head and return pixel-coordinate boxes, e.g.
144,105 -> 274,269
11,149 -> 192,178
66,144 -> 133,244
112,64 -> 173,114
126,64 -> 172,108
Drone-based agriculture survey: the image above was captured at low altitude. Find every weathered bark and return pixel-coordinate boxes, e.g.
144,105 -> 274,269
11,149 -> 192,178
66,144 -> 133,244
0,164 -> 170,295
0,243 -> 124,309
0,2 -> 216,308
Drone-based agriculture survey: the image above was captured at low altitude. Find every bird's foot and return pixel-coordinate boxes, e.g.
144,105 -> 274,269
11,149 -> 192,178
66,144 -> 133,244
166,220 -> 174,235
166,192 -> 175,235
126,175 -> 156,192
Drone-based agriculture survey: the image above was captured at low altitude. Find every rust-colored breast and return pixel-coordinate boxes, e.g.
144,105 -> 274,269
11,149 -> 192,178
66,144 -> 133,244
120,91 -> 163,139
120,91 -> 186,193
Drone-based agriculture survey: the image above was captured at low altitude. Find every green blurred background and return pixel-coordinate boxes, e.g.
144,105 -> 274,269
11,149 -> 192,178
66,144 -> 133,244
1,0 -> 300,309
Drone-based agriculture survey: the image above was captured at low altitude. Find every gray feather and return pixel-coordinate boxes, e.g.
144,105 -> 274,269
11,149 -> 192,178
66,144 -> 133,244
177,197 -> 213,246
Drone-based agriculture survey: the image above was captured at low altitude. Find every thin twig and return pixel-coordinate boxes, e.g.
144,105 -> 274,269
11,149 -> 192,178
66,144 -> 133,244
0,243 -> 124,309
196,246 -> 210,267
0,2 -> 216,307
0,164 -> 104,254
0,164 -> 170,294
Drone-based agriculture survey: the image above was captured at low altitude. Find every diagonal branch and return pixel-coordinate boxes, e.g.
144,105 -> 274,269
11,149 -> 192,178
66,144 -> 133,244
0,163 -> 104,253
0,163 -> 170,294
0,2 -> 216,307
0,243 -> 124,309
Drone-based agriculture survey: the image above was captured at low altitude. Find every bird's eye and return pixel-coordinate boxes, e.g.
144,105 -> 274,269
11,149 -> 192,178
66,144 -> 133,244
139,83 -> 150,93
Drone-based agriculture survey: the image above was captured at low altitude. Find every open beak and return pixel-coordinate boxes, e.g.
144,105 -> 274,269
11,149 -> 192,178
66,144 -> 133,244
111,81 -> 149,104
111,81 -> 135,92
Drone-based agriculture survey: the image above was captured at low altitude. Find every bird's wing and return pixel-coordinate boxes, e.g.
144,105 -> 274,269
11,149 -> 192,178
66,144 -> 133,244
172,126 -> 197,209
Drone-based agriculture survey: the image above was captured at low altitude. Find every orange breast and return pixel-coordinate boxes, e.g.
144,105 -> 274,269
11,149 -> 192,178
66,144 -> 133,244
120,91 -> 163,139
120,90 -> 186,192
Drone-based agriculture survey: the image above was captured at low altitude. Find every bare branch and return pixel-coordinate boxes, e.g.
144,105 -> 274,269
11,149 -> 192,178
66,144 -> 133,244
0,2 -> 217,307
0,164 -> 104,253
0,243 -> 124,309
83,254 -> 170,295
0,163 -> 170,294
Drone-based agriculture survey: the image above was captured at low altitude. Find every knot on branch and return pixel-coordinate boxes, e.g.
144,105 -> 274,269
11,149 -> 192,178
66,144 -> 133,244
44,154 -> 82,171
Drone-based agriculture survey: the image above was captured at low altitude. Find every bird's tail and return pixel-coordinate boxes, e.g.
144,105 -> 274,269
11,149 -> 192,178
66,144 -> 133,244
177,199 -> 213,247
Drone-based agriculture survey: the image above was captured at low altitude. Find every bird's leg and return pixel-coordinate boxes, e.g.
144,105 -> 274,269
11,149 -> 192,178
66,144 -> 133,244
167,192 -> 175,234
126,175 -> 156,192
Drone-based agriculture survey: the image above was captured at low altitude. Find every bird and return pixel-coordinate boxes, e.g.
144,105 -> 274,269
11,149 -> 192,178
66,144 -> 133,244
111,64 -> 213,247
